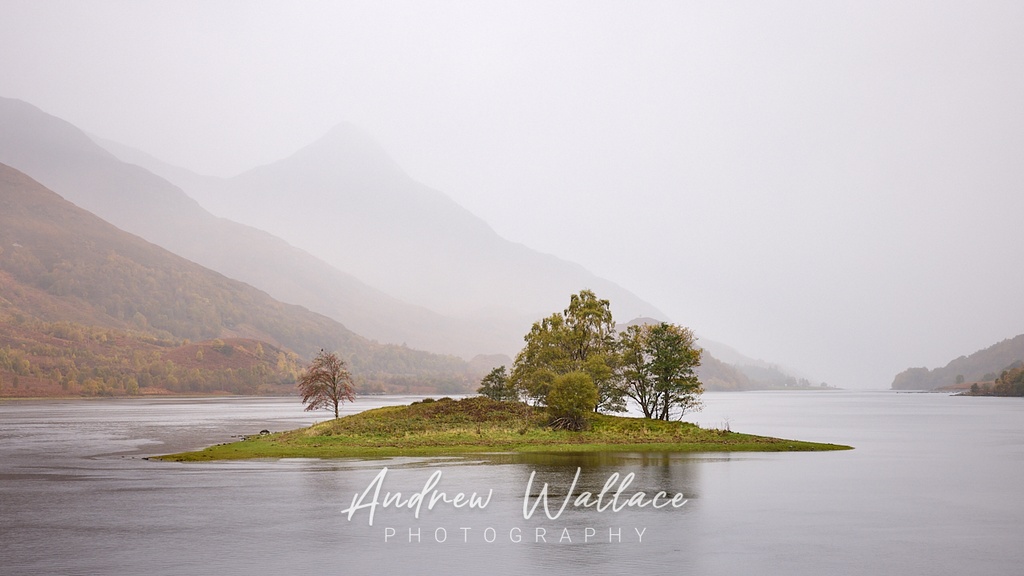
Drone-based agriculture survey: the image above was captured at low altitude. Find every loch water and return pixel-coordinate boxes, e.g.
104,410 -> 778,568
1,391 -> 1022,575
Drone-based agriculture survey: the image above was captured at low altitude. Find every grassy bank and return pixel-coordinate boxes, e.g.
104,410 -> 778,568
157,396 -> 851,461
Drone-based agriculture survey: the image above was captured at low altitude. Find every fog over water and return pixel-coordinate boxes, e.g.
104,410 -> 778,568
2,1 -> 1023,387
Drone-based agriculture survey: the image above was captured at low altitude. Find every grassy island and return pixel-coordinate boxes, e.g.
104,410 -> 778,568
157,396 -> 850,461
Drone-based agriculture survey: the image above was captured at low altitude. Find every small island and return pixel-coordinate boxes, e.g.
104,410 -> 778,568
160,292 -> 851,461
157,396 -> 850,461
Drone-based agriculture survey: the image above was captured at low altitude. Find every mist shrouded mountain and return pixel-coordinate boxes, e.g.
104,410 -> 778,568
0,162 -> 475,395
1,95 -> 812,391
0,96 -> 510,358
115,122 -> 666,343
1,96 -> 665,360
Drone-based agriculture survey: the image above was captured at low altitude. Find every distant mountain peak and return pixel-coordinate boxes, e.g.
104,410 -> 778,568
277,121 -> 402,177
618,316 -> 668,330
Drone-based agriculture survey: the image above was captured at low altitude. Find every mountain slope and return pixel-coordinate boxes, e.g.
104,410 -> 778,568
105,127 -> 823,385
2,96 -> 807,384
0,96 -> 491,357
146,123 -> 666,342
891,334 -> 1024,390
0,163 -> 475,394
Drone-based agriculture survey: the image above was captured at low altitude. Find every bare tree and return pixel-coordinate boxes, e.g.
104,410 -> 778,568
297,349 -> 354,418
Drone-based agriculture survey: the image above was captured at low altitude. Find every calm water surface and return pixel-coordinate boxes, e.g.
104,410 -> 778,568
1,391 -> 1022,575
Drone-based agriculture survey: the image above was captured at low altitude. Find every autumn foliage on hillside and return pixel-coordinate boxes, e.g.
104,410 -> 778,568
0,162 -> 477,397
0,317 -> 302,397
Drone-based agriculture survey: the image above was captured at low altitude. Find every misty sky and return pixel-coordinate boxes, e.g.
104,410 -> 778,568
3,1 -> 1023,388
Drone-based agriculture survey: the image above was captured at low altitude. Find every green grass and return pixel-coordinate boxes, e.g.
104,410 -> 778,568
156,396 -> 851,461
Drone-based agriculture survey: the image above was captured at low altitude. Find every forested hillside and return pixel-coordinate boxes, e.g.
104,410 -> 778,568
0,164 -> 477,396
891,334 -> 1024,390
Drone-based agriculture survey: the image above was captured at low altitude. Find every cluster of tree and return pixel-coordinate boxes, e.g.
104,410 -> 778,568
476,366 -> 517,402
967,363 -> 1024,397
619,322 -> 703,419
477,290 -> 703,430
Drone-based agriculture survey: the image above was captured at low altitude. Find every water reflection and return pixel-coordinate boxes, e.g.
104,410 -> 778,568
3,393 -> 1024,576
476,451 -> 703,504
